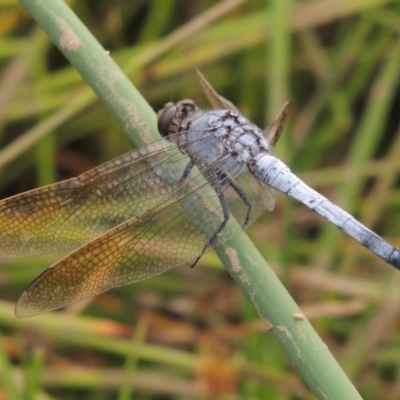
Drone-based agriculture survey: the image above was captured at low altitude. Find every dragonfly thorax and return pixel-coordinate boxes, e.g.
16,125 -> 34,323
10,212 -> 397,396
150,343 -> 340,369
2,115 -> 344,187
158,101 -> 274,170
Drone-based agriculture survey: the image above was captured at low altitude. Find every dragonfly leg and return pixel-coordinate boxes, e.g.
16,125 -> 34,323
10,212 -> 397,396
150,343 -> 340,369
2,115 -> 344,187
226,176 -> 252,227
189,173 -> 231,268
179,156 -> 251,227
178,158 -> 196,186
176,159 -> 237,268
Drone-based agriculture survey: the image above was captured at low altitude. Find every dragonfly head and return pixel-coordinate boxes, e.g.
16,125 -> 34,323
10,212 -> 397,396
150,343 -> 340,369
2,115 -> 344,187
157,99 -> 200,138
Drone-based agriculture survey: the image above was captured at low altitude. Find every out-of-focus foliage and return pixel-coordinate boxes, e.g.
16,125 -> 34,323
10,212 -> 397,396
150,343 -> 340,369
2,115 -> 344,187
0,0 -> 400,399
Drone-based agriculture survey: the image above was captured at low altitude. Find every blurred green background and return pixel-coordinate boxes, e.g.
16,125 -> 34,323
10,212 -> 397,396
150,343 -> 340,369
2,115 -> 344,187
1,0 -> 400,399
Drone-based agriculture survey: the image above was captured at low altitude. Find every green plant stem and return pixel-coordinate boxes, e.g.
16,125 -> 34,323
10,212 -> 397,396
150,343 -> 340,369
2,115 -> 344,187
19,0 -> 362,398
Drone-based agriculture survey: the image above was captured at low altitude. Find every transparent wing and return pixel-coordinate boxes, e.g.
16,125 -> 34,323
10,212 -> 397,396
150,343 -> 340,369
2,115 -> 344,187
16,197 -> 212,317
0,129 -> 275,259
14,134 -> 274,317
0,139 -> 191,258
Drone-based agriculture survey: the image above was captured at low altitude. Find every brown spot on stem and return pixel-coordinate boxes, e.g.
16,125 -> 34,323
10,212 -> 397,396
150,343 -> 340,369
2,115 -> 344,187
56,17 -> 81,52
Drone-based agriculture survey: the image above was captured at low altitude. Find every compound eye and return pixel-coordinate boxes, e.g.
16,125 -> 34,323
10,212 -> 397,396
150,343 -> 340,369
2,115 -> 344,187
157,99 -> 198,138
157,103 -> 177,138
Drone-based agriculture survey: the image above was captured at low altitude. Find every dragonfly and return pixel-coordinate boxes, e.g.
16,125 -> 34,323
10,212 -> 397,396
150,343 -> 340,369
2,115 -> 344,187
2,70 -> 399,318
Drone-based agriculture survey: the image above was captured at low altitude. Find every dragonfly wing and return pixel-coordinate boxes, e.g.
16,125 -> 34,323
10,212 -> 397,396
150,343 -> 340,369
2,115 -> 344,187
260,184 -> 276,212
0,139 -> 189,258
16,151 -> 279,317
15,162 -> 249,317
263,102 -> 291,146
196,69 -> 239,112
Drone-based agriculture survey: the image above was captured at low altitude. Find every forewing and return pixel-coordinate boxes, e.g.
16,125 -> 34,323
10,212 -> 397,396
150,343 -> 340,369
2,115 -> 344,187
0,139 -> 188,258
